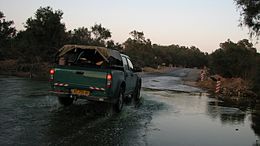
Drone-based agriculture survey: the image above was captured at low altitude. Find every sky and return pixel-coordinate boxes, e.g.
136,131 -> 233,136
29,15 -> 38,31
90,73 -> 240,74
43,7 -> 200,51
0,0 -> 259,53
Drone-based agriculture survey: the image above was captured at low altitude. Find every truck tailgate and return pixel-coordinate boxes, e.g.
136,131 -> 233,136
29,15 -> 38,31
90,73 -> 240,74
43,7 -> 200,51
54,66 -> 107,89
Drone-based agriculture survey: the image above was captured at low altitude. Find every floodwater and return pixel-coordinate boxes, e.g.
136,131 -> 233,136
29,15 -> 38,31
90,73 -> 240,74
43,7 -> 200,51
0,72 -> 259,146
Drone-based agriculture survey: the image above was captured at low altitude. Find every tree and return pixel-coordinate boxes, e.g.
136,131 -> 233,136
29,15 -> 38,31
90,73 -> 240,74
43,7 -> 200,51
237,39 -> 257,53
91,24 -> 111,46
124,30 -> 154,67
234,0 -> 260,37
106,40 -> 123,51
0,11 -> 16,48
187,46 -> 208,68
66,27 -> 92,45
253,54 -> 260,96
19,6 -> 66,61
210,39 -> 256,79
129,30 -> 145,43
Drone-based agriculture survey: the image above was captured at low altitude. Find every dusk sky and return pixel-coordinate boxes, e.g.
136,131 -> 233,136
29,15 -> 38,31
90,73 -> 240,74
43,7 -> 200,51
1,0 -> 259,53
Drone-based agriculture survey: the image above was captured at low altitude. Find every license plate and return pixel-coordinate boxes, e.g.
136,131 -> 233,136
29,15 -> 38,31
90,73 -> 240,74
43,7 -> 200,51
71,89 -> 90,96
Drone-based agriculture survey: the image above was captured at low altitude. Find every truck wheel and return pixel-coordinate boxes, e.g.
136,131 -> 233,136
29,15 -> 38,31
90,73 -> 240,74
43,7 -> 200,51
133,82 -> 141,103
58,96 -> 73,106
114,88 -> 124,113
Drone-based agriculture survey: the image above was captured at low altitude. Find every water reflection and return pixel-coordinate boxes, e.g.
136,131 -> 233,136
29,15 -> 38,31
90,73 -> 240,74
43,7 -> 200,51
44,102 -> 114,145
207,101 -> 246,125
1,76 -> 259,146
207,99 -> 260,146
43,98 -> 164,146
252,103 -> 260,138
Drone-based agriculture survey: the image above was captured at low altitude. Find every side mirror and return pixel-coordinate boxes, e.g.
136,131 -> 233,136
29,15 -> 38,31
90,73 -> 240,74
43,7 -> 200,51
133,67 -> 142,72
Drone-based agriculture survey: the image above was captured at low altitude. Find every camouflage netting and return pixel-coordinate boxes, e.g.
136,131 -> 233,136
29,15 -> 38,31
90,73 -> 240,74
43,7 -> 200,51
57,45 -> 122,63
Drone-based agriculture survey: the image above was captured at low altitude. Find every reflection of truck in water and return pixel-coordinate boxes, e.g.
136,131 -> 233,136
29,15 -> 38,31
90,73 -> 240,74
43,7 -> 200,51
49,45 -> 142,112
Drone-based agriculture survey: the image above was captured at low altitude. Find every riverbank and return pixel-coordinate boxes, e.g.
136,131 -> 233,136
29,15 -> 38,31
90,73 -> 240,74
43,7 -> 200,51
196,74 -> 258,108
145,66 -> 259,108
0,59 -> 51,80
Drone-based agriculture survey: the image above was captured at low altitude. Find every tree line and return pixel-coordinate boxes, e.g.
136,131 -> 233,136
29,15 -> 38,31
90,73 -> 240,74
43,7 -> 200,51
0,7 -> 117,63
123,30 -> 208,68
0,6 -> 208,68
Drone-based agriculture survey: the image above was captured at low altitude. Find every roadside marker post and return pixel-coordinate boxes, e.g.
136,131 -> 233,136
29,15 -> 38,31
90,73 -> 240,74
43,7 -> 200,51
215,79 -> 221,94
200,70 -> 206,81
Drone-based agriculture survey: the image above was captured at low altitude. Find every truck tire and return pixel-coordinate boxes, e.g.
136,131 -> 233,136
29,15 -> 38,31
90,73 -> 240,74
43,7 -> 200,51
58,96 -> 73,106
133,82 -> 141,103
114,88 -> 124,113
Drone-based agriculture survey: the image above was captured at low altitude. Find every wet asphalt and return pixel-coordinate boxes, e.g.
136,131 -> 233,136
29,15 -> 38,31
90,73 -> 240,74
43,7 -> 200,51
0,68 -> 259,146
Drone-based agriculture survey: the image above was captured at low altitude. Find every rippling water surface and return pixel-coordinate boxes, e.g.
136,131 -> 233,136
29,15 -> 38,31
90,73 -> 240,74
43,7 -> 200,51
0,75 -> 259,146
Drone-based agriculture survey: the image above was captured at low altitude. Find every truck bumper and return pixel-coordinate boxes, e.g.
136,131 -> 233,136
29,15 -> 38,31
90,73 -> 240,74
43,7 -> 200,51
49,90 -> 115,103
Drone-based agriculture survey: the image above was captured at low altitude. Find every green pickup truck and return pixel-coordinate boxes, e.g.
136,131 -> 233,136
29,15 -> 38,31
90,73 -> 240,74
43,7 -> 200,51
50,45 -> 142,112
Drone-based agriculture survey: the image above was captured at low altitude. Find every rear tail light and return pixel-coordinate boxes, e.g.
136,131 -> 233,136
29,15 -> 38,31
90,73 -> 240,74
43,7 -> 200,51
106,74 -> 112,88
50,69 -> 55,81
50,69 -> 55,75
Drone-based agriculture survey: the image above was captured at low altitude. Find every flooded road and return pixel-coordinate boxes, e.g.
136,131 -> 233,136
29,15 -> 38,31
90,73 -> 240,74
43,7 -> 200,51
0,70 -> 259,146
